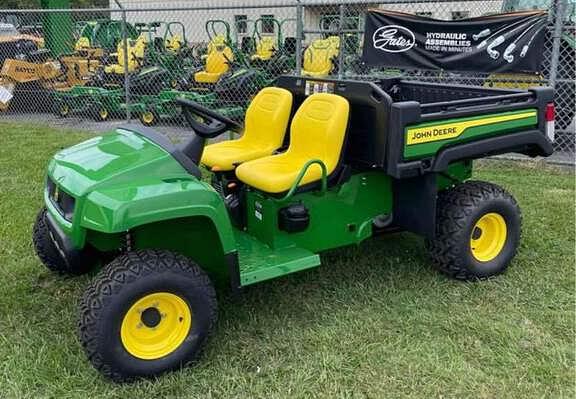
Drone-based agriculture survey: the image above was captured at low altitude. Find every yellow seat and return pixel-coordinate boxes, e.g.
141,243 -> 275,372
302,36 -> 340,78
201,87 -> 293,171
165,34 -> 183,53
75,37 -> 91,51
104,36 -> 146,74
194,45 -> 233,83
251,37 -> 276,61
236,93 -> 349,193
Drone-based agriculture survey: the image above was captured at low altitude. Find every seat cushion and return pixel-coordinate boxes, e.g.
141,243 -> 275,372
202,141 -> 273,171
104,64 -> 124,74
194,71 -> 222,83
236,93 -> 349,194
301,68 -> 332,78
236,153 -> 324,193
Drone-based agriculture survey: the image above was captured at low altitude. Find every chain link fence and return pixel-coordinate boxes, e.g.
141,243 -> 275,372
0,0 -> 573,161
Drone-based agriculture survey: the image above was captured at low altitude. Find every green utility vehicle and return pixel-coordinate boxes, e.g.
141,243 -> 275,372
34,76 -> 554,381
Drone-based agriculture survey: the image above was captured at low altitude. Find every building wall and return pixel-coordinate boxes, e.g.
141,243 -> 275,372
110,1 -> 505,46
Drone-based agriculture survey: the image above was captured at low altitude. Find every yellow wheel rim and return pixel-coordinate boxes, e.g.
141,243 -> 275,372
120,292 -> 192,360
142,111 -> 155,124
99,109 -> 108,119
470,212 -> 507,262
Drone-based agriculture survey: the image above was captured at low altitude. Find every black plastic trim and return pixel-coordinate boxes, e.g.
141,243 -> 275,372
225,251 -> 242,293
118,124 -> 202,179
45,211 -> 83,265
392,173 -> 437,238
433,130 -> 553,172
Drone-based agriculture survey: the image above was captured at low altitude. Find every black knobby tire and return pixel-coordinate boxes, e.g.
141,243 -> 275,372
33,207 -> 68,273
32,207 -> 94,275
78,249 -> 217,382
426,180 -> 521,281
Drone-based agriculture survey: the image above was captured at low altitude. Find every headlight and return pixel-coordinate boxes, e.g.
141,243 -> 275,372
47,177 -> 75,222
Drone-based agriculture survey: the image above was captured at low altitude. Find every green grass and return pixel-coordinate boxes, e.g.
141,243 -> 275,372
0,121 -> 574,398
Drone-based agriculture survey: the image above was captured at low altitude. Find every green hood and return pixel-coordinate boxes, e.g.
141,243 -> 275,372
48,128 -> 190,197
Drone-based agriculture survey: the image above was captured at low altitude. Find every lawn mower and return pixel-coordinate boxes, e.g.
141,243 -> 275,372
34,76 -> 554,381
53,65 -> 174,121
249,17 -> 297,77
190,20 -> 236,87
138,33 -> 274,127
136,64 -> 270,126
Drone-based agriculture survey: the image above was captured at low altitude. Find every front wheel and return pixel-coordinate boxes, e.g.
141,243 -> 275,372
139,109 -> 159,126
427,181 -> 521,281
92,104 -> 110,122
32,207 -> 95,275
78,249 -> 217,382
54,100 -> 70,118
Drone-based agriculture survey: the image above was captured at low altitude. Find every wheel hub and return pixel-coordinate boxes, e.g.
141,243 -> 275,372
141,307 -> 162,328
120,292 -> 192,359
470,212 -> 507,262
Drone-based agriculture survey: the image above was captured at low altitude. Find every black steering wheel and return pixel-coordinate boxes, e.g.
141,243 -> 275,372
176,98 -> 242,138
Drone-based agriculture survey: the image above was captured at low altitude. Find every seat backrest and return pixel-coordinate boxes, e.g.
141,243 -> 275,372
289,93 -> 349,174
302,37 -> 340,75
206,34 -> 227,54
165,34 -> 183,53
205,45 -> 233,74
240,87 -> 293,150
75,36 -> 91,51
115,36 -> 146,72
255,37 -> 276,60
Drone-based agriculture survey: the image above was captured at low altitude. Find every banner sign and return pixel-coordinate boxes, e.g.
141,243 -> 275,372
362,10 -> 548,72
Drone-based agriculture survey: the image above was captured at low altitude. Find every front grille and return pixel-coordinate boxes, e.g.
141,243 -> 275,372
47,177 -> 75,222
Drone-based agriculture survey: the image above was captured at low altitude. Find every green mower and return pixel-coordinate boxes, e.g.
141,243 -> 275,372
54,65 -> 175,121
34,76 -> 555,381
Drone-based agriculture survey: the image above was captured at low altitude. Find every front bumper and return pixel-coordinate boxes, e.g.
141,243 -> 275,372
44,210 -> 87,267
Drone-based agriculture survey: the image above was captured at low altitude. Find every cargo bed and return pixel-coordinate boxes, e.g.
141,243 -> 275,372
277,76 -> 554,179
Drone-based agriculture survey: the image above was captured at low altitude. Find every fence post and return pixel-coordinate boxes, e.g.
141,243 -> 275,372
295,0 -> 303,76
548,0 -> 566,88
337,4 -> 345,79
115,0 -> 131,122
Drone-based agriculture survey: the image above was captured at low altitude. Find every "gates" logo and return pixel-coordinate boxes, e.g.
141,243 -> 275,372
372,25 -> 415,53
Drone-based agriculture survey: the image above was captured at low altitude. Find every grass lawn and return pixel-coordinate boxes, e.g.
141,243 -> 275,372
0,122 -> 574,398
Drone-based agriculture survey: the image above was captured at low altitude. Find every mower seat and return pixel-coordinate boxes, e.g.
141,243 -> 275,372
236,93 -> 349,193
301,36 -> 340,78
165,35 -> 183,53
251,37 -> 276,61
194,45 -> 233,83
201,87 -> 293,171
75,37 -> 91,51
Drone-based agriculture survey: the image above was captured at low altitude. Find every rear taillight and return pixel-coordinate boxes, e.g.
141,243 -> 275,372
545,103 -> 555,122
545,102 -> 555,142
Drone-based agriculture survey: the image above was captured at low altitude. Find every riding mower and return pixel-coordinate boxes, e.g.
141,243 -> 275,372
301,35 -> 340,78
53,65 -> 174,121
137,48 -> 272,126
189,20 -> 236,88
34,75 -> 555,381
249,17 -> 297,77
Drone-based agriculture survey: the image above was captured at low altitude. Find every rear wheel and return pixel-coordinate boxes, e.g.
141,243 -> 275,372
78,249 -> 217,381
427,181 -> 521,281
